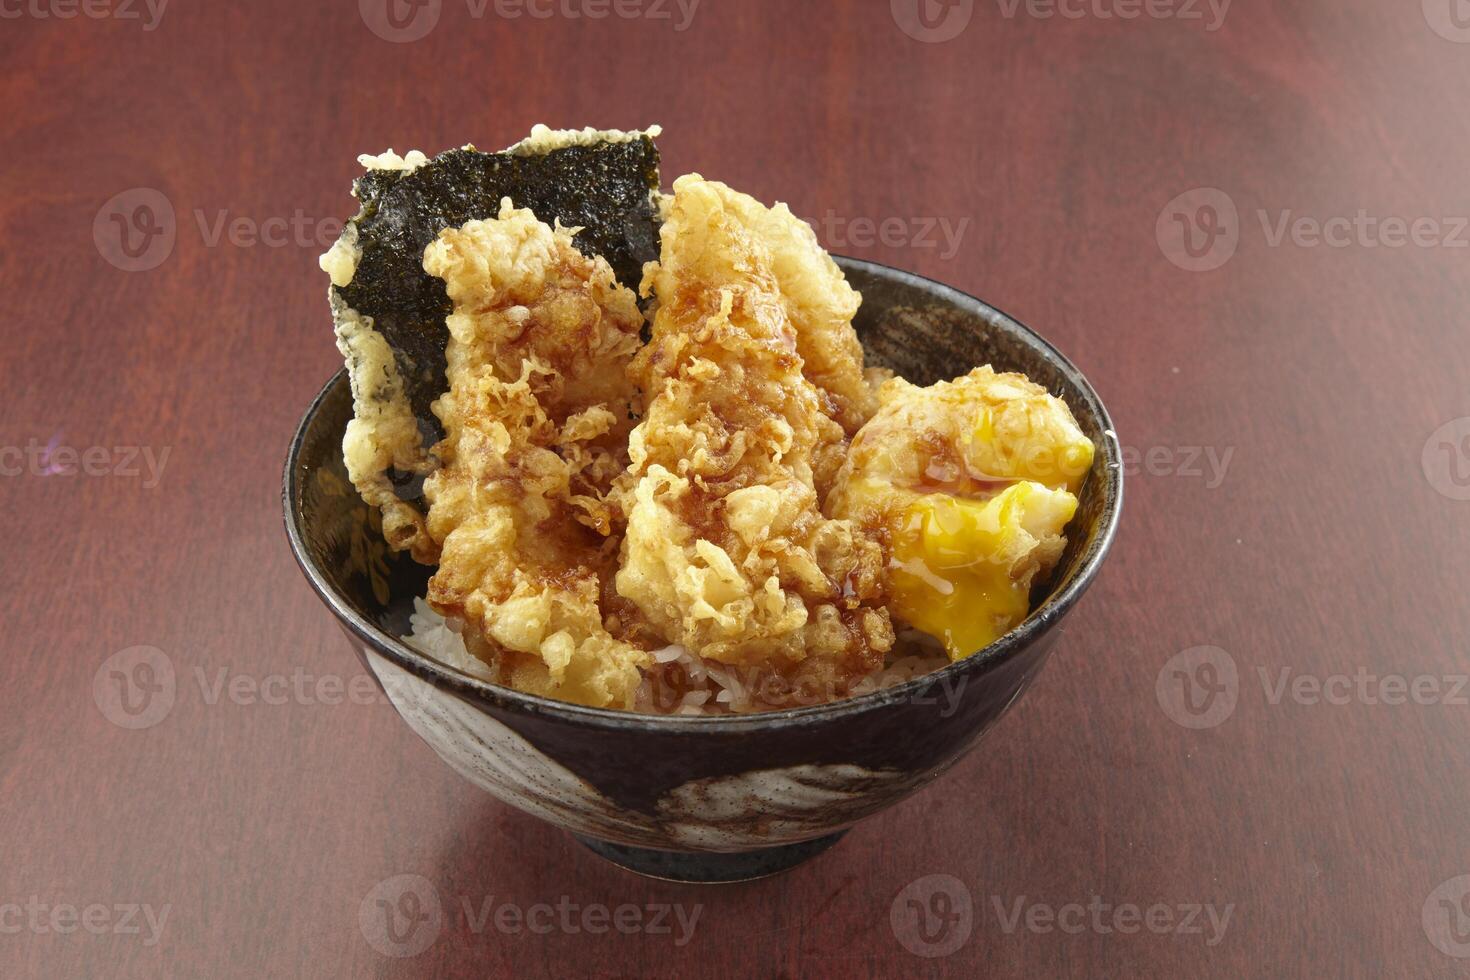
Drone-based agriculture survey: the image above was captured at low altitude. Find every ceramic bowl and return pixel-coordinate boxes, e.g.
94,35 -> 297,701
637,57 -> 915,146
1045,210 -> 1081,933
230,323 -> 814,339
283,257 -> 1123,882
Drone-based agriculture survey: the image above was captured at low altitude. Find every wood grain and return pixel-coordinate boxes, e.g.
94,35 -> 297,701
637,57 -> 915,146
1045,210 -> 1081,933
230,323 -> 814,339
3,0 -> 1469,975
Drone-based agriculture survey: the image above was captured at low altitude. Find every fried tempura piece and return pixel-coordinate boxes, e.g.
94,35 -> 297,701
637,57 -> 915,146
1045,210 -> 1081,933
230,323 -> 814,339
420,202 -> 652,709
332,285 -> 440,563
827,367 -> 1096,660
324,128 -> 664,562
697,187 -> 879,437
614,176 -> 893,697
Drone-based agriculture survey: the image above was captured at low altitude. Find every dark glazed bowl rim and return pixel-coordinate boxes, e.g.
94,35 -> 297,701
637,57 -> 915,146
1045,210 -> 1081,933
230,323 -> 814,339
284,256 -> 1123,733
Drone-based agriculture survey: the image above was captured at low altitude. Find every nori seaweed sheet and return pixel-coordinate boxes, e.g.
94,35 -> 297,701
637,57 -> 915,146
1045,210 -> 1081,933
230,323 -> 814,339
336,137 -> 662,436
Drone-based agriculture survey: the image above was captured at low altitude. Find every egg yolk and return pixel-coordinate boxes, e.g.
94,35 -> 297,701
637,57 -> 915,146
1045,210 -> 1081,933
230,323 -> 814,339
886,482 -> 1079,659
831,366 -> 1096,661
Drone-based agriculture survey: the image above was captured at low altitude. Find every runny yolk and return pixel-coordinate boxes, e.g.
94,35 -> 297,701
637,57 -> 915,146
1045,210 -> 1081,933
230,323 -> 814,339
885,482 -> 1079,660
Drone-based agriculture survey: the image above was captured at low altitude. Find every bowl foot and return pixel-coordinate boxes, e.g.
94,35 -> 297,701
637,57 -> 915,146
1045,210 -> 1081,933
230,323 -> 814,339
573,832 -> 848,883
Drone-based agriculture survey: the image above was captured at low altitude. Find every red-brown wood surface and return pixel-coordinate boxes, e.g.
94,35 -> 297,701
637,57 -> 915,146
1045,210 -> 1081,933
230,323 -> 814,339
4,1 -> 1469,976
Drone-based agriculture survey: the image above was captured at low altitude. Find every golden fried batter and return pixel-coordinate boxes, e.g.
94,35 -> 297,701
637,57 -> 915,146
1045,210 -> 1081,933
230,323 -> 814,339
613,175 -> 894,697
331,283 -> 440,563
696,185 -> 880,438
420,202 -> 651,708
827,367 -> 1096,659
332,136 -> 1098,713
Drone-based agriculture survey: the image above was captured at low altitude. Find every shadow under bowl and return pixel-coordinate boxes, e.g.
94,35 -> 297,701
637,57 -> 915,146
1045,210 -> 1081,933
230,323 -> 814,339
283,256 -> 1123,882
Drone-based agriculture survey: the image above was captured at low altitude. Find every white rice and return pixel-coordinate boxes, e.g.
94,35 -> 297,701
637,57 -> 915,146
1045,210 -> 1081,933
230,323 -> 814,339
401,598 -> 950,716
403,597 -> 496,683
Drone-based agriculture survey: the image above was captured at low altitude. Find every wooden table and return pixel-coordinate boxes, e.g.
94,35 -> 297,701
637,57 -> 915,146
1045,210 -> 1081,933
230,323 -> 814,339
5,0 -> 1469,975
